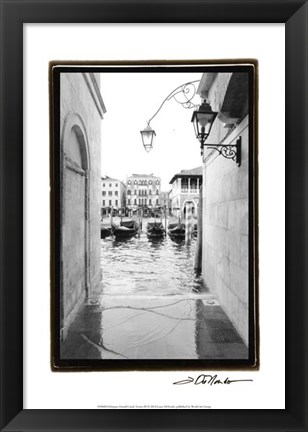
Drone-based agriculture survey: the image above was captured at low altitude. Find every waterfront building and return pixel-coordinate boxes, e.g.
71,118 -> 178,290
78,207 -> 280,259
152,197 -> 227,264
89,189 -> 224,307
60,72 -> 106,339
160,191 -> 172,215
101,176 -> 126,216
126,174 -> 161,213
197,72 -> 249,345
169,167 -> 202,217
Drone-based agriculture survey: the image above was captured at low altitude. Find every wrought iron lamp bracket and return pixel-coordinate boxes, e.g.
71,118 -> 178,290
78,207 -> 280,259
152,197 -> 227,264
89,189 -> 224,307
203,136 -> 242,167
147,80 -> 201,125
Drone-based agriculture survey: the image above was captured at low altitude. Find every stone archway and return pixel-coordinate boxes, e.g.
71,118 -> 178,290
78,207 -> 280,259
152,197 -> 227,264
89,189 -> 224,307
60,112 -> 90,336
182,199 -> 197,218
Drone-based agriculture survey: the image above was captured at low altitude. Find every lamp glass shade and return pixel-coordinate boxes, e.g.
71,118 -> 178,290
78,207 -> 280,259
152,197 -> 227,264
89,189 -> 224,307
140,125 -> 156,152
191,100 -> 218,142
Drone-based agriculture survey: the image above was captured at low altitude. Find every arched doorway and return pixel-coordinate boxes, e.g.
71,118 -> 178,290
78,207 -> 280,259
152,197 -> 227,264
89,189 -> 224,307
60,113 -> 90,334
182,199 -> 197,218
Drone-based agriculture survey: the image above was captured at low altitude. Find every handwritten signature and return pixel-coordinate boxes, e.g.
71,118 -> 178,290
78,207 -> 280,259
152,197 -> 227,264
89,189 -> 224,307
173,374 -> 253,386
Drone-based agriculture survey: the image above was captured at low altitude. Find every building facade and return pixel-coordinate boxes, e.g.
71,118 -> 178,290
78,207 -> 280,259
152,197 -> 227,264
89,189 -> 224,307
198,72 -> 250,345
101,176 -> 126,215
169,167 -> 202,217
60,72 -> 106,340
126,174 -> 161,212
159,191 -> 172,215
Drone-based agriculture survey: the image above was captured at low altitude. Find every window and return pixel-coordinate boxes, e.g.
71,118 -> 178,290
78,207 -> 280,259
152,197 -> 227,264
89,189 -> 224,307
149,199 -> 151,205
102,191 -> 106,196
135,189 -> 137,195
139,199 -> 141,205
103,183 -> 105,187
139,180 -> 142,185
149,180 -> 152,185
156,180 -> 159,185
109,183 -> 112,187
127,189 -> 131,195
115,191 -> 118,196
128,180 -> 131,185
134,199 -> 137,205
156,190 -> 159,195
156,199 -> 159,205
103,200 -> 105,206
128,199 -> 131,205
108,191 -> 112,196
134,180 -> 137,185
109,200 -> 112,206
115,200 -> 118,206
115,183 -> 118,187
149,190 -> 152,195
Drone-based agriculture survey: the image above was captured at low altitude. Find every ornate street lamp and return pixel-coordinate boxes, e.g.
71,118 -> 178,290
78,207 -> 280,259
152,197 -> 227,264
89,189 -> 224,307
191,99 -> 218,146
191,99 -> 241,166
140,123 -> 156,152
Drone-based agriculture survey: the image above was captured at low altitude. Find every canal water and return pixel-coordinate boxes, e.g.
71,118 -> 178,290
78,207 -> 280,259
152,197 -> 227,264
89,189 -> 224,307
100,223 -> 206,296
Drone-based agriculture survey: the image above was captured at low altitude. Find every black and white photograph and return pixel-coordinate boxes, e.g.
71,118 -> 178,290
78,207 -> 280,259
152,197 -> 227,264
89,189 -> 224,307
51,63 -> 257,368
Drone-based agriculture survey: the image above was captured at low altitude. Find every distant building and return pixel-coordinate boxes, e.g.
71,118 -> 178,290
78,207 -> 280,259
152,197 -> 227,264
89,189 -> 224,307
160,191 -> 172,215
101,176 -> 126,215
169,167 -> 202,217
126,174 -> 161,212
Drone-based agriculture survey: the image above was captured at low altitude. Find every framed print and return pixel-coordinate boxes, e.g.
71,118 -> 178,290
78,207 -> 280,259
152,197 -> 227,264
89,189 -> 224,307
1,0 -> 307,430
50,62 -> 257,371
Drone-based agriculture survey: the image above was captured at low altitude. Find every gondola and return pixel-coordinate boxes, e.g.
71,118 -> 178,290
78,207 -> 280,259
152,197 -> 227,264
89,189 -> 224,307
112,220 -> 139,239
100,225 -> 112,239
147,221 -> 166,238
168,221 -> 186,239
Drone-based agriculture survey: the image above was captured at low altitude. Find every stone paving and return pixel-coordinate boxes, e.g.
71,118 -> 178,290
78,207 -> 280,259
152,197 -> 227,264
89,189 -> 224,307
61,293 -> 248,360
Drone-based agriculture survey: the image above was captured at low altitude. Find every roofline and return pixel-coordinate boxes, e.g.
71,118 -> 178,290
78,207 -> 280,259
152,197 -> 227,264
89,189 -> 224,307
169,173 -> 202,184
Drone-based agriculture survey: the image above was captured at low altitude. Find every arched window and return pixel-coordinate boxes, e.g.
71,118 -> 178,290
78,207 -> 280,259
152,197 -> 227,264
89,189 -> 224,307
128,180 -> 131,185
127,190 -> 131,195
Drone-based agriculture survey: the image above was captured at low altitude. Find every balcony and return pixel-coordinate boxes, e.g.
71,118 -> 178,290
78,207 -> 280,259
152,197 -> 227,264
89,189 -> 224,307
181,188 -> 198,194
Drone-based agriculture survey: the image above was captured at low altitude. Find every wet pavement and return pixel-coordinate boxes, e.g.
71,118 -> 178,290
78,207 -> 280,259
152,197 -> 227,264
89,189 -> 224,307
61,294 -> 248,359
61,217 -> 248,360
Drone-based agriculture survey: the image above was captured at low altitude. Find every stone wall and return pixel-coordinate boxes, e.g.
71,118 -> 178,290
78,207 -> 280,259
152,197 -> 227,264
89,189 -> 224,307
60,72 -> 105,336
199,73 -> 249,345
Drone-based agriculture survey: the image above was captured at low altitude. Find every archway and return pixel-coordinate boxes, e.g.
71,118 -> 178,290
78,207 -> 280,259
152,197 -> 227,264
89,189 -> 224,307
182,199 -> 197,218
60,113 -> 90,335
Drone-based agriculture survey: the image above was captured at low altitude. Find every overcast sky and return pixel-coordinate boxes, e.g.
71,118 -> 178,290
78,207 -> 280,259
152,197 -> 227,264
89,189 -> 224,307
99,72 -> 203,191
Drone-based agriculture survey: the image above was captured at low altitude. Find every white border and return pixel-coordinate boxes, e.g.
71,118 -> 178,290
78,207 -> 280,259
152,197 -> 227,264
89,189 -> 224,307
24,23 -> 285,409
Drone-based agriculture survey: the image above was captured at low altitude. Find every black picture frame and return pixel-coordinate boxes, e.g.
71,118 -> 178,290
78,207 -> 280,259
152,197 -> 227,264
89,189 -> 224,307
0,0 -> 307,431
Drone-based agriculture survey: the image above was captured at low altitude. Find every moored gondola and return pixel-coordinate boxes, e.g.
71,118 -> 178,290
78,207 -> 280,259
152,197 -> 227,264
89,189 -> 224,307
112,220 -> 139,239
168,221 -> 186,239
147,221 -> 165,238
100,225 -> 112,239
